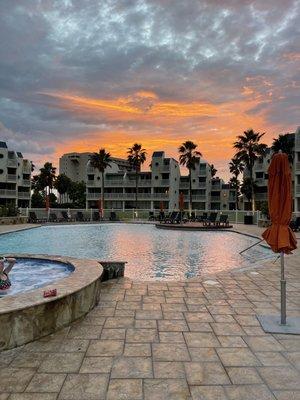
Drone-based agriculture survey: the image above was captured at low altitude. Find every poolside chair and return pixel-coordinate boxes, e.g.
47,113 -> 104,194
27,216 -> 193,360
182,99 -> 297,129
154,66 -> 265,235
92,211 -> 100,221
60,211 -> 71,222
148,211 -> 155,221
196,212 -> 208,222
109,211 -> 119,221
76,211 -> 85,222
203,212 -> 218,227
218,214 -> 229,227
164,211 -> 177,224
290,217 -> 300,232
189,212 -> 196,222
49,212 -> 58,223
158,211 -> 165,223
28,211 -> 47,223
173,211 -> 187,224
28,211 -> 38,223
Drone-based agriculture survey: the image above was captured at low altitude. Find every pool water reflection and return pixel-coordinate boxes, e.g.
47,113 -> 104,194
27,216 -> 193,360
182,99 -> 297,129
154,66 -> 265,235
0,224 -> 274,281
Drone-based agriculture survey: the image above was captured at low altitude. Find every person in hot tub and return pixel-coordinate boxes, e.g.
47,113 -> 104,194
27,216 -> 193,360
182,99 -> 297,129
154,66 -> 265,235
0,257 -> 16,291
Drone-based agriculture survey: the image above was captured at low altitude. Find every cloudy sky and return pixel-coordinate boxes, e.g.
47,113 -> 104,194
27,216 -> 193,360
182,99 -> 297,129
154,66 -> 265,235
0,0 -> 299,179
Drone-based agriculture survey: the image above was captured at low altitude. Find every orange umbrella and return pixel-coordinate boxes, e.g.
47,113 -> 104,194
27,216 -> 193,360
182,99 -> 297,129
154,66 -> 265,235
179,192 -> 184,211
159,201 -> 164,212
261,152 -> 297,327
262,153 -> 297,253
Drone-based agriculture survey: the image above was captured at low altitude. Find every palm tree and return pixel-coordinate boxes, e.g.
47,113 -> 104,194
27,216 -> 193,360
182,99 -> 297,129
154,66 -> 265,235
272,133 -> 295,164
90,149 -> 112,211
210,164 -> 217,178
229,157 -> 244,209
241,177 -> 258,206
178,141 -> 202,213
54,174 -> 72,203
233,129 -> 267,211
39,162 -> 56,194
127,143 -> 147,209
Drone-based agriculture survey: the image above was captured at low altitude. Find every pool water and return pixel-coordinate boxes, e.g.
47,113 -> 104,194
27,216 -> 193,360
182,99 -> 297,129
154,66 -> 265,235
0,258 -> 74,297
0,224 -> 274,282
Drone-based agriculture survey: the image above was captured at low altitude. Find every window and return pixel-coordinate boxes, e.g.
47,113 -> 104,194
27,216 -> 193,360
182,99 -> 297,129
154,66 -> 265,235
0,154 -> 3,158
155,176 -> 158,180
155,162 -> 159,166
0,169 -> 3,174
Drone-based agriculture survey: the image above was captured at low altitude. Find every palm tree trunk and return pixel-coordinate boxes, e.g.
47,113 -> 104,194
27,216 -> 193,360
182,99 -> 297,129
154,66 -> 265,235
250,166 -> 256,211
189,168 -> 192,215
236,174 -> 239,210
101,171 -> 104,217
135,168 -> 138,209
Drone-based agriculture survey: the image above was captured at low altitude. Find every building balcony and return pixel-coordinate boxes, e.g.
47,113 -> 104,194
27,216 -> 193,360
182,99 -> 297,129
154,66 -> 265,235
210,196 -> 221,201
255,193 -> 268,200
87,192 -> 168,201
21,179 -> 31,186
255,178 -> 267,185
7,159 -> 17,167
191,195 -> 207,201
295,162 -> 300,171
153,179 -> 169,186
0,189 -> 17,198
179,182 -> 189,189
295,185 -> 300,195
7,174 -> 17,182
18,191 -> 31,199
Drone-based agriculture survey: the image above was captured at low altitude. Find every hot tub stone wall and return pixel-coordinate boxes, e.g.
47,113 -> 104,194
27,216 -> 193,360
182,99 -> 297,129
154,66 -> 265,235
0,255 -> 104,351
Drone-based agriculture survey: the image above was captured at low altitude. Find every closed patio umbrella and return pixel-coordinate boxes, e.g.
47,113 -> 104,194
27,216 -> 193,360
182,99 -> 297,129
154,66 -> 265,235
259,152 -> 298,333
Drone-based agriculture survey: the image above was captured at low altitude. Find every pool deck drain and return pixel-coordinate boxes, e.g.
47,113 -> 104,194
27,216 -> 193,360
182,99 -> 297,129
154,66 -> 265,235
0,224 -> 299,399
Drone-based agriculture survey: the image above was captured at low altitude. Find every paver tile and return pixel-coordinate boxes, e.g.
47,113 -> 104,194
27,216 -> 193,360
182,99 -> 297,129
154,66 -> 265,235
244,336 -> 284,352
217,348 -> 260,366
154,362 -> 185,378
227,367 -> 263,384
106,379 -> 143,400
123,343 -> 151,357
0,368 -> 35,392
225,384 -> 275,400
211,322 -> 245,336
86,340 -> 124,357
79,357 -> 113,373
144,379 -> 190,400
184,361 -> 230,385
258,366 -> 300,390
25,373 -> 66,393
158,320 -> 189,332
190,385 -> 228,400
152,343 -> 190,361
184,332 -> 219,348
111,357 -> 153,378
9,395 -> 58,400
126,328 -> 158,343
59,373 -> 108,399
38,353 -> 84,373
104,317 -> 134,328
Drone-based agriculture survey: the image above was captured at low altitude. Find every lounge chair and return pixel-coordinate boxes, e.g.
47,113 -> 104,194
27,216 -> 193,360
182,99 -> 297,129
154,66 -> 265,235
164,211 -> 177,223
148,211 -> 155,221
61,210 -> 71,222
158,211 -> 165,222
203,212 -> 218,227
49,212 -> 58,222
109,211 -> 119,221
218,214 -> 229,227
196,212 -> 208,222
290,217 -> 300,232
28,211 -> 47,223
189,212 -> 196,222
92,211 -> 100,221
76,211 -> 85,222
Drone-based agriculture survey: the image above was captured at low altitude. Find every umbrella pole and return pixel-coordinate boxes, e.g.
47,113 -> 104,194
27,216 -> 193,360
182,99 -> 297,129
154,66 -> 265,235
280,252 -> 287,325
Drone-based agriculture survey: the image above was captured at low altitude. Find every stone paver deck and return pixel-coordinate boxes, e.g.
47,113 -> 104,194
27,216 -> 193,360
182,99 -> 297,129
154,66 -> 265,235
0,224 -> 299,399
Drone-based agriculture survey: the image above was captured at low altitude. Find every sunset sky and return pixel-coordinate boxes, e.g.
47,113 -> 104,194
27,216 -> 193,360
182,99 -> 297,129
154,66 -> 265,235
0,0 -> 299,179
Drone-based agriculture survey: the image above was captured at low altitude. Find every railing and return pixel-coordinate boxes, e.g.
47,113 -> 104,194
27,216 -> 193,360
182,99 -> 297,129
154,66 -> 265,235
18,207 -> 262,225
7,174 -> 17,181
18,191 -> 30,199
255,193 -> 268,200
191,195 -> 206,201
7,159 -> 17,167
153,179 -> 169,186
255,178 -> 266,185
295,185 -> 300,195
0,189 -> 17,197
295,162 -> 300,171
179,182 -> 189,188
87,179 -> 153,187
210,196 -> 221,201
87,192 -> 169,200
21,179 -> 31,186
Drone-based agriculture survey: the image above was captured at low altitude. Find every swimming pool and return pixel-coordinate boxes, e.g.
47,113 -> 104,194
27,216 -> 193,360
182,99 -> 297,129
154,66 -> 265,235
0,258 -> 74,296
0,224 -> 273,281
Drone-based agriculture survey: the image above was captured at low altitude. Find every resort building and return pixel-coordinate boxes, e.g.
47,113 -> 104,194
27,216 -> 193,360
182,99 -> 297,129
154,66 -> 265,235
60,150 -> 236,211
242,127 -> 300,212
0,141 -> 32,208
